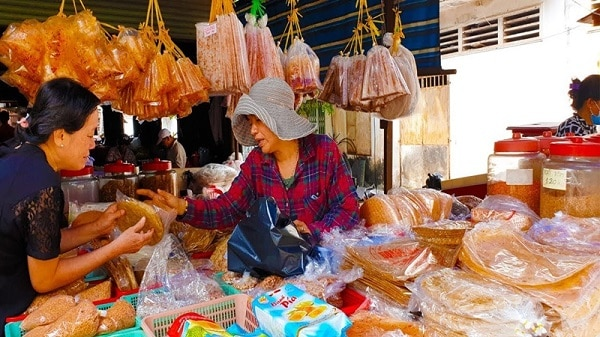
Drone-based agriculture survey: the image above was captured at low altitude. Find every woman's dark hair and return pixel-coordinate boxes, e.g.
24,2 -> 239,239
569,74 -> 600,111
15,77 -> 100,145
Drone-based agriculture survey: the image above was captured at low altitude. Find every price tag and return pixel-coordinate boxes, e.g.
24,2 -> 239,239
542,168 -> 566,190
203,23 -> 217,37
505,169 -> 533,185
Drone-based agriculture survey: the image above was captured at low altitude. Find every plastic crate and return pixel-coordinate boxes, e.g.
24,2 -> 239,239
4,294 -> 140,337
141,294 -> 258,337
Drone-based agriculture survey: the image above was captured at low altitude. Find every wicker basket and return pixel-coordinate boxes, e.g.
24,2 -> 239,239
412,226 -> 467,246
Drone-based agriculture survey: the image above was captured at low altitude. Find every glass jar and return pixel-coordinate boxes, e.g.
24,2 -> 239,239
138,158 -> 177,198
99,160 -> 138,202
540,136 -> 600,218
60,166 -> 99,214
487,133 -> 545,214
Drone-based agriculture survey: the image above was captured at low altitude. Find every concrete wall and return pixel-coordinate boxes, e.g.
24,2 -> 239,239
441,0 -> 600,179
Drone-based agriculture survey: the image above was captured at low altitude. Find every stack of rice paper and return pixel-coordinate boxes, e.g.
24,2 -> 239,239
343,238 -> 460,306
408,268 -> 549,336
459,221 -> 600,336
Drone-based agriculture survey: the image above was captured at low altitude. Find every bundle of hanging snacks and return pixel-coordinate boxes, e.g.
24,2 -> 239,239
196,0 -> 251,96
320,2 -> 411,115
278,0 -> 322,97
244,0 -> 285,85
0,1 -> 121,102
113,0 -> 210,120
375,8 -> 420,120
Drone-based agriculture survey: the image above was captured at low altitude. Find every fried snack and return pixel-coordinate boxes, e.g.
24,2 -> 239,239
455,195 -> 483,211
359,195 -> 401,227
105,256 -> 138,292
97,299 -> 136,334
25,300 -> 99,337
347,310 -> 424,337
209,233 -> 231,272
115,199 -> 164,245
169,220 -> 217,254
21,295 -> 76,331
257,275 -> 285,291
71,210 -> 103,227
75,280 -> 111,303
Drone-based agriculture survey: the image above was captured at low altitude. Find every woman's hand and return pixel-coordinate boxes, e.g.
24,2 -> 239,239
293,220 -> 312,235
94,203 -> 125,238
137,189 -> 187,215
112,217 -> 154,254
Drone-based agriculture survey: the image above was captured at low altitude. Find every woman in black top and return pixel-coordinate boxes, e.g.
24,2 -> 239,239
0,78 -> 154,334
555,74 -> 600,137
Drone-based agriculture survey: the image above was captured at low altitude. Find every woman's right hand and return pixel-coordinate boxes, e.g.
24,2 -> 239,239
137,189 -> 187,215
112,216 -> 154,254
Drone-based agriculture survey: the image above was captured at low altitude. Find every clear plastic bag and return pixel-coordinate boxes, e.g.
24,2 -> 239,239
136,234 -> 225,318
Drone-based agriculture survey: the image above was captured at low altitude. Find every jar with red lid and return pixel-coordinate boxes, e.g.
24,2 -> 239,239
540,136 -> 600,218
536,130 -> 564,157
60,166 -> 99,215
487,133 -> 545,214
138,158 -> 177,197
99,160 -> 138,202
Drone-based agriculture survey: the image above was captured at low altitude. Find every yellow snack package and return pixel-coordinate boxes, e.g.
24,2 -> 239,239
252,283 -> 351,337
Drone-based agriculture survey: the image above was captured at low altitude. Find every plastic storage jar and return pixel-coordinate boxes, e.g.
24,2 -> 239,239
487,133 -> 545,214
540,136 -> 600,218
138,158 -> 177,197
536,130 -> 564,157
60,166 -> 99,214
99,160 -> 138,202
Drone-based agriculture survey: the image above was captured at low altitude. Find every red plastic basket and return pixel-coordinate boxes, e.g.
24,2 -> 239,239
141,294 -> 258,337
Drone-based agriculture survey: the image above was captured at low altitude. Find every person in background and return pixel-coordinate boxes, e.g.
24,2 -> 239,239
0,77 -> 153,334
105,133 -> 137,165
156,128 -> 187,168
0,110 -> 15,143
555,74 -> 600,137
139,77 -> 360,241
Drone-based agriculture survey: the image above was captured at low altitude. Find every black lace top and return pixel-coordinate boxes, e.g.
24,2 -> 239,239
0,143 -> 67,334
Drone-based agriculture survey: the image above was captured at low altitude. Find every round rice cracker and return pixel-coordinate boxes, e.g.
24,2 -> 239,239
115,200 -> 164,245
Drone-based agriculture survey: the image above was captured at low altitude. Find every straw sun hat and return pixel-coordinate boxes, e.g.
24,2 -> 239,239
232,77 -> 317,146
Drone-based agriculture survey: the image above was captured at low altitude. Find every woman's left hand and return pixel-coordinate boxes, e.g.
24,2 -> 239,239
293,220 -> 312,235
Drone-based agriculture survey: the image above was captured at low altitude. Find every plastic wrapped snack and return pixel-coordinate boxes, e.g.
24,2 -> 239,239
283,37 -> 322,95
196,12 -> 251,96
21,295 -> 76,332
408,268 -> 548,336
97,299 -> 136,334
245,13 -> 285,85
24,300 -> 99,337
361,45 -> 408,107
319,55 -> 350,108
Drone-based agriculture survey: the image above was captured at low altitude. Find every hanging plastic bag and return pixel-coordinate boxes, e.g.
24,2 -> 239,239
227,197 -> 314,278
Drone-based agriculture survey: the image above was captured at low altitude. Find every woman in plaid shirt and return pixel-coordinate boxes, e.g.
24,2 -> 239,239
139,78 -> 360,240
555,74 -> 600,137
